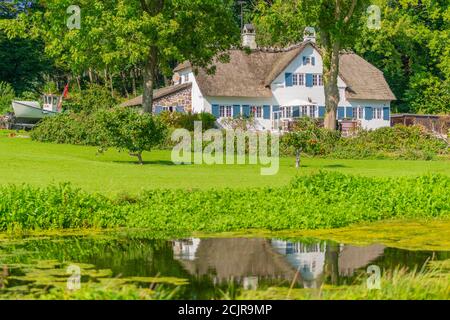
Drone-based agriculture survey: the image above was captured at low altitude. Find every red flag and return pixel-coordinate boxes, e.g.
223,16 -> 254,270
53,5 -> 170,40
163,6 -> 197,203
62,84 -> 69,98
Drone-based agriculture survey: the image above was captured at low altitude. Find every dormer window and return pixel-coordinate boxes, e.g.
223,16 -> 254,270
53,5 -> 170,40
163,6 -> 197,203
303,56 -> 316,66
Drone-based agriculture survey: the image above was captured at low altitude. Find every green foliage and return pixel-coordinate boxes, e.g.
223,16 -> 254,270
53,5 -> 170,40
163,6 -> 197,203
30,112 -> 107,146
0,172 -> 449,232
404,74 -> 450,114
281,125 -> 449,160
63,84 -> 119,113
0,82 -> 14,115
158,111 -> 216,131
0,31 -> 54,94
97,108 -> 167,164
331,126 -> 449,160
354,0 -> 450,113
282,118 -> 325,167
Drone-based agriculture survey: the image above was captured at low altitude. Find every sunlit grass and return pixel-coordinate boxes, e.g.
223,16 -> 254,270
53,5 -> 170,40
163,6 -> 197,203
1,134 -> 450,195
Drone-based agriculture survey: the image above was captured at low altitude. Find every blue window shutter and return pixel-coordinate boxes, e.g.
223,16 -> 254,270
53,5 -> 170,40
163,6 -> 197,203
285,73 -> 293,87
319,106 -> 326,118
242,105 -> 250,117
211,104 -> 220,118
263,105 -> 271,119
306,74 -> 313,87
365,106 -> 373,120
338,107 -> 345,120
346,107 -> 353,118
233,105 -> 241,118
311,57 -> 316,66
383,107 -> 390,121
154,106 -> 163,115
292,106 -> 300,118
175,106 -> 185,113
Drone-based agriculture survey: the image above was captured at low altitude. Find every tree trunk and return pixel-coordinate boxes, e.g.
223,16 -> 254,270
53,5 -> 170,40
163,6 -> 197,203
130,152 -> 144,165
121,72 -> 129,98
109,73 -> 114,97
76,76 -> 81,91
320,31 -> 341,131
295,149 -> 301,169
142,46 -> 158,113
131,68 -> 137,96
88,68 -> 94,83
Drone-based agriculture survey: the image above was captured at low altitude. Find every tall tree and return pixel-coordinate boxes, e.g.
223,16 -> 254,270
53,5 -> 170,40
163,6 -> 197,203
1,0 -> 239,113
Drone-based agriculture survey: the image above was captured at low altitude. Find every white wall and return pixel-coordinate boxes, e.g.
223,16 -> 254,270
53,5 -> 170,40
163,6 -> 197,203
348,99 -> 391,130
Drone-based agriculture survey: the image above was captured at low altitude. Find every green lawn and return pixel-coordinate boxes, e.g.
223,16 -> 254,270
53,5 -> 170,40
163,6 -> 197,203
1,135 -> 450,195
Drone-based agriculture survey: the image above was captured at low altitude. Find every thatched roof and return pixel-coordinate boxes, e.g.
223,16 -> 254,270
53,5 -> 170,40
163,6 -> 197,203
175,41 -> 395,101
173,61 -> 192,73
120,82 -> 192,107
339,53 -> 396,101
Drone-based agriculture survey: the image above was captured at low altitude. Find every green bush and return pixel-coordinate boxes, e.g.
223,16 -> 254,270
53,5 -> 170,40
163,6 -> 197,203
30,112 -> 107,146
280,124 -> 448,160
0,82 -> 15,115
97,108 -> 168,164
1,172 -> 449,232
158,111 -> 216,131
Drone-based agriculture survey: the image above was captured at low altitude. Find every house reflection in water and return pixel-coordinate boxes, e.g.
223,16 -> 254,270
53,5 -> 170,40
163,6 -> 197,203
271,240 -> 326,288
172,238 -> 386,290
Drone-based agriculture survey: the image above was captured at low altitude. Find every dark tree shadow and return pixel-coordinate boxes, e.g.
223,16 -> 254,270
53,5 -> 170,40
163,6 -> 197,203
112,160 -> 179,166
323,164 -> 348,168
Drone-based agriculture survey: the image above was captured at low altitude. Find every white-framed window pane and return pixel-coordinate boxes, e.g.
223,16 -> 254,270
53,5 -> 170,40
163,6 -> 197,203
293,74 -> 298,86
374,107 -> 382,119
299,74 -> 305,86
301,106 -> 308,116
312,75 -> 318,86
251,106 -> 262,118
220,105 -> 232,118
318,75 -> 323,86
309,106 -> 316,118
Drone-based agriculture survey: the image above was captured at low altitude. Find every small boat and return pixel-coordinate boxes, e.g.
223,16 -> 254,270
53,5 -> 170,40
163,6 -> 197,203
12,94 -> 61,124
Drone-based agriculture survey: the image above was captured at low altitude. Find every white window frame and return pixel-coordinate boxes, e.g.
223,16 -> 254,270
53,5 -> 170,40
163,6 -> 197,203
304,57 -> 311,65
298,74 -> 305,86
292,74 -> 298,86
373,107 -> 383,120
292,73 -> 305,86
318,75 -> 323,86
312,75 -> 318,86
309,106 -> 316,118
301,106 -> 308,117
353,106 -> 364,120
220,105 -> 232,118
281,106 -> 292,119
183,73 -> 189,82
251,106 -> 263,118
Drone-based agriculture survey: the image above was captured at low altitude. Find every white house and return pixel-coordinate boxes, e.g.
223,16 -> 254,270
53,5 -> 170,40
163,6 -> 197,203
122,25 -> 396,131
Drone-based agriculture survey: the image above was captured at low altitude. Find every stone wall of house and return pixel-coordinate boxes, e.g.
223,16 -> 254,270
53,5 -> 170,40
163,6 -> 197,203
153,87 -> 192,112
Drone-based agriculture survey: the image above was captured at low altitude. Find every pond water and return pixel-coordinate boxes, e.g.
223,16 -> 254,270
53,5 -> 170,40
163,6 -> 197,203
0,234 -> 449,299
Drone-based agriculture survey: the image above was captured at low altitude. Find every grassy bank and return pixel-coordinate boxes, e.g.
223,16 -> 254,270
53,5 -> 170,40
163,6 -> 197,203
1,172 -> 449,232
1,136 -> 450,195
